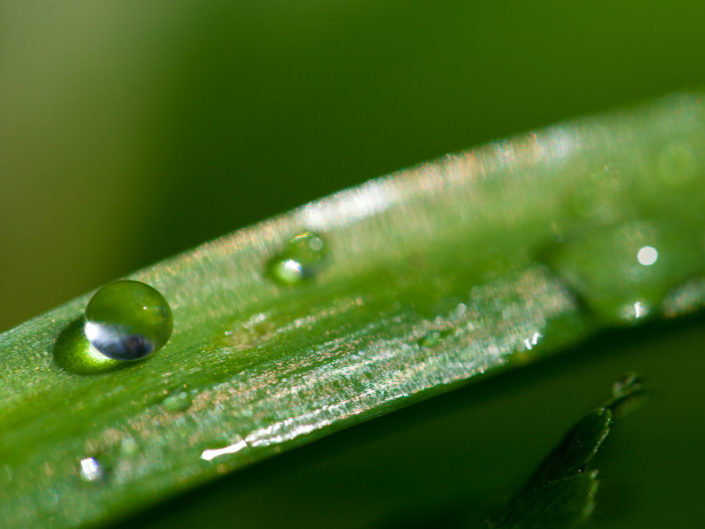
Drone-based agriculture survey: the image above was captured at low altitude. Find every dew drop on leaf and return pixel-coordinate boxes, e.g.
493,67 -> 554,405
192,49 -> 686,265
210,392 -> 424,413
266,232 -> 329,285
417,329 -> 454,347
611,372 -> 642,400
418,330 -> 442,347
84,280 -> 173,361
118,437 -> 139,456
162,390 -> 192,412
542,221 -> 705,325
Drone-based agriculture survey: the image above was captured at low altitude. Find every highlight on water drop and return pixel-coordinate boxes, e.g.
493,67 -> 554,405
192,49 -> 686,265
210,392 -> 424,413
79,457 -> 105,482
84,280 -> 173,361
266,231 -> 329,285
637,246 -> 658,266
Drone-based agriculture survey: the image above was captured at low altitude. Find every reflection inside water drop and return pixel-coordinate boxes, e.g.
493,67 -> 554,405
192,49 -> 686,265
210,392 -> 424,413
53,319 -> 126,375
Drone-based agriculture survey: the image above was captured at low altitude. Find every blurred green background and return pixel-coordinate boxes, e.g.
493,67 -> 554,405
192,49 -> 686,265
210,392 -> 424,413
3,0 -> 705,330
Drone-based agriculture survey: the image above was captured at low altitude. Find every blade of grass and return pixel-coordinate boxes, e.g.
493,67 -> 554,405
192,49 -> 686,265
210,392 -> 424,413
486,375 -> 644,529
1,93 -> 705,528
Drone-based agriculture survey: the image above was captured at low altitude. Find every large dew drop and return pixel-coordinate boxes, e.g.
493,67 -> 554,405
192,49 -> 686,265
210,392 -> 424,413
266,231 -> 329,285
543,221 -> 705,325
84,280 -> 173,360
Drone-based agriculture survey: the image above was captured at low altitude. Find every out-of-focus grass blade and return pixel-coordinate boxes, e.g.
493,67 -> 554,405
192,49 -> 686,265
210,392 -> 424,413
1,94 -> 705,528
486,376 -> 644,529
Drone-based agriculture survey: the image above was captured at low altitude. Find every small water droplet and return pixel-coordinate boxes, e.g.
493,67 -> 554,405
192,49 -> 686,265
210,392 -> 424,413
417,329 -> 454,347
266,232 -> 328,285
118,437 -> 139,456
84,280 -> 173,360
522,331 -> 543,351
162,390 -> 192,412
79,457 -> 105,482
418,330 -> 442,347
620,300 -> 650,321
222,312 -> 276,349
608,373 -> 646,418
612,373 -> 642,399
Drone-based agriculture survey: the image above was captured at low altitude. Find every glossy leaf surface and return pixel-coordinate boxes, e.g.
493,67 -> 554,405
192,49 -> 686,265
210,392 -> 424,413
2,94 -> 705,528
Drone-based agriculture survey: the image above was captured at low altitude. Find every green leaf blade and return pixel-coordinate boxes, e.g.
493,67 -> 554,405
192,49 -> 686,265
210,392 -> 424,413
1,94 -> 704,528
487,375 -> 645,529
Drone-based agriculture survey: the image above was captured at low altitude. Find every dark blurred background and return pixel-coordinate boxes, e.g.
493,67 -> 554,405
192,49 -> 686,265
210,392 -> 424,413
3,0 -> 705,330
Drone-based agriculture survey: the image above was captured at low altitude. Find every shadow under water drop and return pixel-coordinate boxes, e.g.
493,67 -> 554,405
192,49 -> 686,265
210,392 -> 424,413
53,318 -> 132,375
